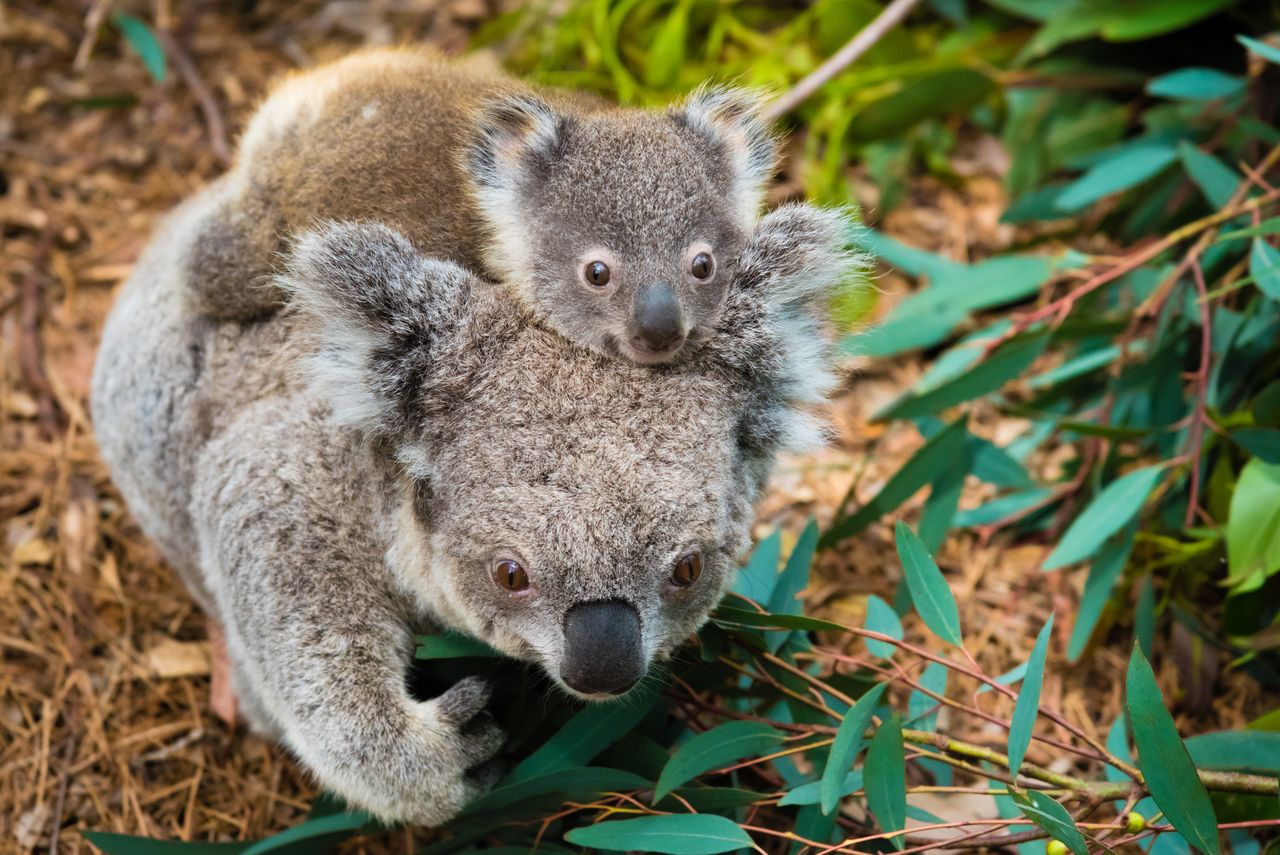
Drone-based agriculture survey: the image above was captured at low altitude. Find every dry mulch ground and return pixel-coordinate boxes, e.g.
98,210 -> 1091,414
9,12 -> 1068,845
2,2 -> 1275,853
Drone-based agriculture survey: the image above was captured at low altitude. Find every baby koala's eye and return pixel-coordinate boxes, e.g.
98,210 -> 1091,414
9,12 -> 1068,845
584,260 -> 611,288
493,558 -> 530,593
670,552 -> 703,587
690,252 -> 714,280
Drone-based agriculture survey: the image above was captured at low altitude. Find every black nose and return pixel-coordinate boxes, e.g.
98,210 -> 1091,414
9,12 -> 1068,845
632,282 -> 685,354
560,600 -> 645,696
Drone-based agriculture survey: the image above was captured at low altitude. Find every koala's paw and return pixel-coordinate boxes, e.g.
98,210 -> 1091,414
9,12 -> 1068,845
310,677 -> 505,827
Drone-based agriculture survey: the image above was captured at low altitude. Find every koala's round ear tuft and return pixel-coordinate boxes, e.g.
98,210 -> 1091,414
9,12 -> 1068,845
463,92 -> 568,195
278,221 -> 481,442
711,203 -> 867,456
670,85 -> 779,226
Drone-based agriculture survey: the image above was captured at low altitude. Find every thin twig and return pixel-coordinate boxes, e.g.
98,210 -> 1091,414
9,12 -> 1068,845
157,29 -> 231,167
763,0 -> 924,121
18,223 -> 62,439
1184,253 -> 1214,527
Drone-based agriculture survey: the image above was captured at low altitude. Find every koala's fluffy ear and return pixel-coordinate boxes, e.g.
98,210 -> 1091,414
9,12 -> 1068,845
713,203 -> 865,455
463,92 -> 567,210
278,221 -> 478,445
671,85 -> 779,227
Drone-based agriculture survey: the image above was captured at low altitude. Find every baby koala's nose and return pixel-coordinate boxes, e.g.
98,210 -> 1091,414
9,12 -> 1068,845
560,599 -> 644,697
631,281 -> 686,355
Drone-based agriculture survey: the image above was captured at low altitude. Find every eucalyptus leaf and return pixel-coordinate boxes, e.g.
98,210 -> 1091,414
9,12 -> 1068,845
1249,239 -> 1280,300
507,686 -> 656,782
865,712 -> 907,849
820,683 -> 887,814
1149,68 -> 1245,102
1055,144 -> 1178,212
864,595 -> 903,659
1007,788 -> 1088,855
1008,615 -> 1054,775
1225,459 -> 1280,589
1239,35 -> 1280,65
896,521 -> 963,646
654,721 -> 785,801
1127,645 -> 1223,855
1068,528 -> 1136,662
1042,465 -> 1165,570
112,12 -> 167,83
564,814 -> 753,854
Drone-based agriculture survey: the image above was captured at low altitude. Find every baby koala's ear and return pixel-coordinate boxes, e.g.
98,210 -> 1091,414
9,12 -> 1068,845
713,203 -> 865,454
278,221 -> 478,442
463,92 -> 568,206
671,85 -> 779,226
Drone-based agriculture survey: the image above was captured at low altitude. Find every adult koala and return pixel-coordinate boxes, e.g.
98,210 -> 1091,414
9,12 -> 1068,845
91,189 -> 857,825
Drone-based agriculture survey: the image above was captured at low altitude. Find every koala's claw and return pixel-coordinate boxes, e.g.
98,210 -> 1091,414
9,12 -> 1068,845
436,676 -> 492,724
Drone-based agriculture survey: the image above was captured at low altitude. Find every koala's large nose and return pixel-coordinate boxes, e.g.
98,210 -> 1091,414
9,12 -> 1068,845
560,600 -> 645,697
631,281 -> 686,355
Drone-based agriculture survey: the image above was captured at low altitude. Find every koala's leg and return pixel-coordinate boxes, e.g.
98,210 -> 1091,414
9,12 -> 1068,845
183,175 -> 288,321
193,411 -> 503,825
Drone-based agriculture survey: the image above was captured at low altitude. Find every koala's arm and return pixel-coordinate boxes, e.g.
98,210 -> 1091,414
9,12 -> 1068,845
182,174 -> 288,320
192,404 -> 501,825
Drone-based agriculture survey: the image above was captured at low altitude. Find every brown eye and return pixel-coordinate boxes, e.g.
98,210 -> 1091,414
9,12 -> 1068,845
671,552 -> 703,587
494,559 -> 529,592
584,260 -> 611,287
690,252 -> 714,280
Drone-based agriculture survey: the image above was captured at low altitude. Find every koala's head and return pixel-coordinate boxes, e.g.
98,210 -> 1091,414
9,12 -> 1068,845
462,85 -> 778,366
280,205 -> 858,700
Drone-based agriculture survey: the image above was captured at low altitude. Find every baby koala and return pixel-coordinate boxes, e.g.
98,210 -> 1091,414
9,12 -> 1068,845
189,48 -> 778,363
92,181 -> 857,823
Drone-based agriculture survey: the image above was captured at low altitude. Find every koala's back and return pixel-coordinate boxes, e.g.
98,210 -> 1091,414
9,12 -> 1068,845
92,187 -> 295,608
189,49 -> 582,319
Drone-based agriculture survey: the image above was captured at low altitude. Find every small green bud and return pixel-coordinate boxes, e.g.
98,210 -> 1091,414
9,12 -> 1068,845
1047,840 -> 1069,855
1124,812 -> 1146,834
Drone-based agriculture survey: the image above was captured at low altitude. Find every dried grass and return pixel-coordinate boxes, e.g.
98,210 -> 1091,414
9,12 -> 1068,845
1,2 -> 1273,853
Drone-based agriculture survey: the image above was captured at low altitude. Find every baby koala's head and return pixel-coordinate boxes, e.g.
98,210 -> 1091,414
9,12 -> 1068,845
463,85 -> 778,364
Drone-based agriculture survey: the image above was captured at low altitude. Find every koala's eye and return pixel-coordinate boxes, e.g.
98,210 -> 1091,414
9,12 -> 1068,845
584,260 -> 611,288
670,552 -> 703,587
690,252 -> 714,280
494,558 -> 530,593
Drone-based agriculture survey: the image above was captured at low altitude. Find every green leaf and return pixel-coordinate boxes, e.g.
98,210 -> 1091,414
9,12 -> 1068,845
508,687 -> 656,782
822,419 -> 969,549
1219,218 -> 1280,241
876,333 -> 1051,420
820,683 -> 887,815
768,519 -> 819,617
654,721 -> 785,802
955,488 -> 1058,528
564,814 -> 754,854
1068,528 -> 1136,662
1008,616 -> 1054,775
1249,239 -> 1280,300
1186,731 -> 1280,774
864,595 -> 903,659
1231,428 -> 1280,464
865,712 -> 906,849
1042,465 -> 1165,570
1225,459 -> 1280,588
111,13 -> 167,83
731,530 -> 781,603
895,522 -> 963,646
1239,35 -> 1280,65
1149,68 -> 1245,101
1178,142 -> 1242,209
906,662 -> 948,731
781,770 -> 863,807
643,0 -> 693,87
83,834 -> 249,854
1127,644 -> 1223,855
1007,788 -> 1088,855
414,632 -> 501,660
1055,145 -> 1178,212
462,767 -> 648,817
1099,0 -> 1234,40
240,811 -> 371,855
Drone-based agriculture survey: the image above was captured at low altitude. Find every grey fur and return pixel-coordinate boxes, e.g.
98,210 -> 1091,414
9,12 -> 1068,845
182,48 -> 779,364
92,188 -> 857,824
